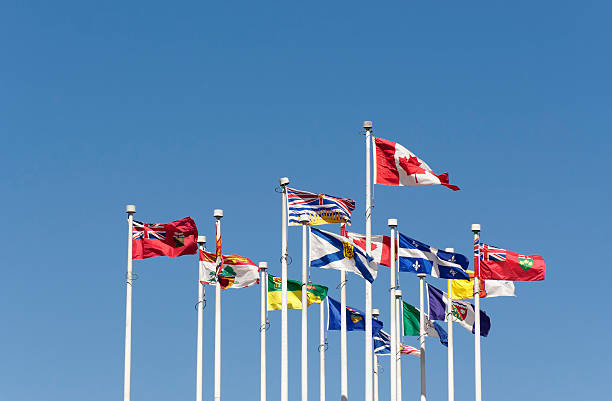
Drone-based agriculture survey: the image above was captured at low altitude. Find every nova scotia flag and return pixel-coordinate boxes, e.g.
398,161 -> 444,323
398,233 -> 469,279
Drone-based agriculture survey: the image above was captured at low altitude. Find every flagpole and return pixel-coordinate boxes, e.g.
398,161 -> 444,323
387,219 -> 397,401
196,236 -> 207,401
260,262 -> 269,401
320,299 -> 326,401
300,216 -> 309,401
395,290 -> 403,401
418,273 -> 427,401
123,204 -> 136,401
444,248 -> 455,401
372,308 -> 380,401
340,224 -> 348,401
364,120 -> 374,401
471,224 -> 482,401
280,177 -> 290,401
214,209 -> 224,401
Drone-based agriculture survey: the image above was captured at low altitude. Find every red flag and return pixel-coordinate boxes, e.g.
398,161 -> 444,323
373,136 -> 459,191
479,244 -> 545,281
132,217 -> 198,260
346,232 -> 396,267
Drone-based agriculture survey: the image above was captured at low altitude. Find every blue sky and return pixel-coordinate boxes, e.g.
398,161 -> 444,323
1,1 -> 610,400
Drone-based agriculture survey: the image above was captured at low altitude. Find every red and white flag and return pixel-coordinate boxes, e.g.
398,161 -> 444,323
132,217 -> 198,259
373,137 -> 459,191
346,231 -> 395,267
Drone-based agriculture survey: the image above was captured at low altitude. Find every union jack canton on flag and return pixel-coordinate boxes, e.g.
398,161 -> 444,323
287,187 -> 355,226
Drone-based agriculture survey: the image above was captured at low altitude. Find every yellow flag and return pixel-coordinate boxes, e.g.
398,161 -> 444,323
449,270 -> 476,299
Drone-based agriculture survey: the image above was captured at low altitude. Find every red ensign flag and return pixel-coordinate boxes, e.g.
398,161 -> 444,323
132,217 -> 198,259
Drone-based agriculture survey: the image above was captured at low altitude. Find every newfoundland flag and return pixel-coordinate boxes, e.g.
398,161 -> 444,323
132,217 -> 198,259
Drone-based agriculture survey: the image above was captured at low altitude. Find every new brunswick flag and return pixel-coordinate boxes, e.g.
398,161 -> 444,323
267,274 -> 328,310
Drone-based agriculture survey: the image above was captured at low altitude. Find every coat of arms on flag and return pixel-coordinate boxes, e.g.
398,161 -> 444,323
132,217 -> 198,259
287,187 -> 355,226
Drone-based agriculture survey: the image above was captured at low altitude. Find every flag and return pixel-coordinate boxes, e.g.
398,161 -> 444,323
373,136 -> 459,191
310,228 -> 378,282
373,329 -> 421,358
398,233 -> 469,279
449,270 -> 515,299
427,284 -> 491,337
132,217 -> 198,259
267,274 -> 328,310
199,250 -> 259,289
346,231 -> 395,267
327,296 -> 383,333
479,243 -> 545,281
287,187 -> 355,226
402,301 -> 448,346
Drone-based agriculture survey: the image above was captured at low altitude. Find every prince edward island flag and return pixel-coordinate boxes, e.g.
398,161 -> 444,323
398,233 -> 469,279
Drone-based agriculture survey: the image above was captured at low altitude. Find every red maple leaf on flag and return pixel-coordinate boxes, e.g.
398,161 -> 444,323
398,155 -> 426,182
352,237 -> 378,252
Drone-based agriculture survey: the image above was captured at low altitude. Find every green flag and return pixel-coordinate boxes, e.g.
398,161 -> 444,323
402,301 -> 421,336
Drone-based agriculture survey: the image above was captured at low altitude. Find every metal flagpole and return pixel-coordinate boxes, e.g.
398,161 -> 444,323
340,224 -> 348,401
214,209 -> 224,401
387,219 -> 397,401
280,177 -> 290,401
364,120 -> 374,401
372,308 -> 380,401
320,299 -> 326,401
471,224 -> 482,401
418,273 -> 427,401
123,204 -> 136,401
300,215 -> 309,401
395,290 -> 403,401
260,262 -> 269,401
196,236 -> 207,401
444,248 -> 455,401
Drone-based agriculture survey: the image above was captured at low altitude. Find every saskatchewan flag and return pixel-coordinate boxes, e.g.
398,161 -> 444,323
268,274 -> 328,310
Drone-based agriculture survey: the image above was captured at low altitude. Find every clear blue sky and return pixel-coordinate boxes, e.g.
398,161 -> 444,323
1,1 -> 610,400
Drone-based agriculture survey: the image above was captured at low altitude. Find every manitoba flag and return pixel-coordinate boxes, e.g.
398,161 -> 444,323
132,217 -> 198,259
374,137 -> 459,191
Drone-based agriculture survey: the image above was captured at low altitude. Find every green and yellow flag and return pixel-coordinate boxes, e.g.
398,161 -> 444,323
267,274 -> 328,310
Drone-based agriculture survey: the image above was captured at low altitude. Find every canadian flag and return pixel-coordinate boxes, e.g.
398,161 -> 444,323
346,232 -> 396,267
373,137 -> 459,191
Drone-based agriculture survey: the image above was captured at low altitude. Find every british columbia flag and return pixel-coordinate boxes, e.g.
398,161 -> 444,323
287,187 -> 355,226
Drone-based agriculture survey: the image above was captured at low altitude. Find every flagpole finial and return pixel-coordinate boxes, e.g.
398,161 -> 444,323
363,121 -> 373,130
197,236 -> 206,245
444,248 -> 454,252
280,177 -> 290,186
214,209 -> 224,219
259,262 -> 268,271
387,218 -> 398,227
372,308 -> 380,318
417,273 -> 426,278
395,289 -> 402,298
126,204 -> 136,214
471,224 -> 481,233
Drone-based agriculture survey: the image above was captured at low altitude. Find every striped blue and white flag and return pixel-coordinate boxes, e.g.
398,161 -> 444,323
287,187 -> 355,226
398,233 -> 469,279
373,329 -> 392,355
310,228 -> 378,282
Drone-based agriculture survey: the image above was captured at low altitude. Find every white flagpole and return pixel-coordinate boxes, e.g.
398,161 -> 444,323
444,248 -> 455,401
300,216 -> 309,401
364,120 -> 374,401
320,299 -> 326,401
372,308 -> 380,401
123,204 -> 136,401
340,224 -> 348,401
471,224 -> 482,401
395,290 -> 403,401
387,219 -> 397,401
196,236 -> 207,401
418,273 -> 427,401
214,209 -> 224,401
260,262 -> 269,401
280,177 -> 290,401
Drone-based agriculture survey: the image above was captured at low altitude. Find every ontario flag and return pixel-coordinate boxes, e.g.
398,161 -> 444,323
132,217 -> 198,259
479,243 -> 546,281
374,137 -> 459,191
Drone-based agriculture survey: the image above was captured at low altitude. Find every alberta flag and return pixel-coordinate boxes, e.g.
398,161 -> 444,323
310,228 -> 378,282
398,233 -> 469,279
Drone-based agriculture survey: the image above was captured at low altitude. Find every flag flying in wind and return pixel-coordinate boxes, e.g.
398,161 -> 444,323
374,329 -> 421,357
287,187 -> 355,226
479,243 -> 546,281
199,250 -> 259,289
267,274 -> 328,310
346,231 -> 395,267
132,217 -> 198,259
310,228 -> 378,282
327,296 -> 383,333
398,233 -> 469,279
427,284 -> 491,337
402,301 -> 448,346
449,270 -> 515,299
373,136 -> 460,191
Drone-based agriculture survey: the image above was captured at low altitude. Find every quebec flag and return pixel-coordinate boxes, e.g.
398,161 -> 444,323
310,228 -> 378,283
398,233 -> 469,280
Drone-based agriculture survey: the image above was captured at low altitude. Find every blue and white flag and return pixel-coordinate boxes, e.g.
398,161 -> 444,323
287,187 -> 355,226
398,233 -> 469,279
310,228 -> 378,282
373,329 -> 392,355
327,296 -> 383,333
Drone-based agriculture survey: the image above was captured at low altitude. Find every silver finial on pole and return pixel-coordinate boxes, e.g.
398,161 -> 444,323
198,236 -> 207,245
388,218 -> 398,227
471,224 -> 481,233
363,121 -> 373,129
259,262 -> 268,270
214,209 -> 224,219
372,308 -> 380,318
280,177 -> 290,186
126,204 -> 136,214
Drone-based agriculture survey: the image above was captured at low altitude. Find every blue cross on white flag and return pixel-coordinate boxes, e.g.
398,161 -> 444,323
398,233 -> 469,279
310,228 -> 378,283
